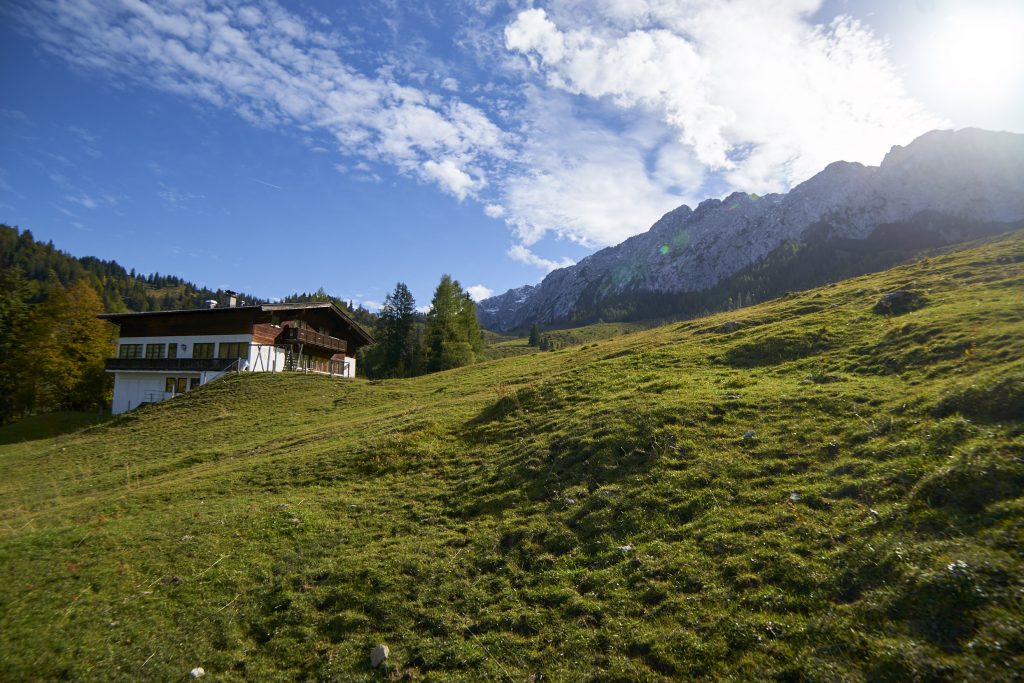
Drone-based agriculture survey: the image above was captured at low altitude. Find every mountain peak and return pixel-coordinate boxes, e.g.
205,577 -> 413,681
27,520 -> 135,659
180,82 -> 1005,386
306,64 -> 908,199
480,128 -> 1024,331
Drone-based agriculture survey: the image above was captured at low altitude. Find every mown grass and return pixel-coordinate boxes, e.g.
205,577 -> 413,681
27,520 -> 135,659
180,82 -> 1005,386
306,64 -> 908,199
2,234 -> 1023,681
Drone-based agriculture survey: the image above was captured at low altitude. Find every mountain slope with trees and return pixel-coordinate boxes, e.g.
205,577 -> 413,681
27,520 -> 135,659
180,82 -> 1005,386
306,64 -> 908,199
480,128 -> 1024,331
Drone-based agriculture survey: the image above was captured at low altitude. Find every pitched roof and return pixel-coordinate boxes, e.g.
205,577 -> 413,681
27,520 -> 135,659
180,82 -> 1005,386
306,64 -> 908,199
99,301 -> 375,345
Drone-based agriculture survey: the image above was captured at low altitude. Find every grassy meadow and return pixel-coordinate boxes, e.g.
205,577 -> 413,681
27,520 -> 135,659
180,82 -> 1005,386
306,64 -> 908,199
482,322 -> 653,360
1,233 -> 1023,681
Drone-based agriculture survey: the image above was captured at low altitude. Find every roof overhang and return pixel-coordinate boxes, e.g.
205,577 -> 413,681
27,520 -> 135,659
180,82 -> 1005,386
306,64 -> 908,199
99,302 -> 375,346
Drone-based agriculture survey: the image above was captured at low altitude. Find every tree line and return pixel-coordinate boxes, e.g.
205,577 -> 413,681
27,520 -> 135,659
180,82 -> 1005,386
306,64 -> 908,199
0,225 -> 266,313
0,269 -> 114,424
361,275 -> 484,378
0,224 -> 490,421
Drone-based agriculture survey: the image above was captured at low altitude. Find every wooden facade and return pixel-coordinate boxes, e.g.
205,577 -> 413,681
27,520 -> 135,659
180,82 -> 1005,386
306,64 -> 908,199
101,302 -> 374,362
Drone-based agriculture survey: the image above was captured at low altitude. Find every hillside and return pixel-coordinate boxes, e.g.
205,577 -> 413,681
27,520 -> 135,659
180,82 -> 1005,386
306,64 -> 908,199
0,224 -> 260,313
480,128 -> 1024,331
2,233 -> 1023,680
482,322 -> 651,360
0,225 -> 377,329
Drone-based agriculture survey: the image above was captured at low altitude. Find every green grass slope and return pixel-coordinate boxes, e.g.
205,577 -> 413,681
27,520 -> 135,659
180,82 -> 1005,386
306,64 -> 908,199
0,411 -> 111,445
483,322 -> 652,360
2,234 -> 1023,681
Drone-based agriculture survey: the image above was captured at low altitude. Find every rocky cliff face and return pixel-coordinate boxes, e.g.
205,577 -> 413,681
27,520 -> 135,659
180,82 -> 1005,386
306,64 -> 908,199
479,128 -> 1024,331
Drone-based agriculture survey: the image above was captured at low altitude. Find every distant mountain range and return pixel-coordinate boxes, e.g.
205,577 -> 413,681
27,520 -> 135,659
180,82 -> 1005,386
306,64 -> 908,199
479,128 -> 1024,331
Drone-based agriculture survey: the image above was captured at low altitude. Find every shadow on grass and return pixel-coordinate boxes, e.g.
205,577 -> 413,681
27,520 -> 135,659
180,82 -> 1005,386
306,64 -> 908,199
0,410 -> 111,445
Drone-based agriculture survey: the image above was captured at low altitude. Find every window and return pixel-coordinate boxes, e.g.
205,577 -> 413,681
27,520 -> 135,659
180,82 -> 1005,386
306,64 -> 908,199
189,378 -> 201,390
145,343 -> 165,359
167,343 -> 178,359
193,343 -> 215,359
165,377 -> 193,394
119,344 -> 143,359
219,342 -> 249,359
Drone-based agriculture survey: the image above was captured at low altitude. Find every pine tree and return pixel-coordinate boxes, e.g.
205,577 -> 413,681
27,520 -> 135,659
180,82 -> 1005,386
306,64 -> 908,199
424,275 -> 480,373
376,282 -> 417,377
528,324 -> 541,347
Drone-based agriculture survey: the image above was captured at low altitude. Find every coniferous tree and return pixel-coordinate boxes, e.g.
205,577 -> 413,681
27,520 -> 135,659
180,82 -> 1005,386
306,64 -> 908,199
528,324 -> 541,347
456,291 -> 484,358
0,268 -> 31,423
376,282 -> 417,377
424,275 -> 481,372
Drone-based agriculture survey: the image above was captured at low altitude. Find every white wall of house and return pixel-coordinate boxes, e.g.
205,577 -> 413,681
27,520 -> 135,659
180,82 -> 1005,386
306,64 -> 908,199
117,333 -> 253,359
249,344 -> 287,372
110,334 -> 358,414
110,372 -> 204,414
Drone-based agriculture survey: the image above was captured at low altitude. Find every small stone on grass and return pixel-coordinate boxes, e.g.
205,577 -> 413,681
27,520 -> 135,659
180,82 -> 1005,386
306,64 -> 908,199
371,644 -> 389,668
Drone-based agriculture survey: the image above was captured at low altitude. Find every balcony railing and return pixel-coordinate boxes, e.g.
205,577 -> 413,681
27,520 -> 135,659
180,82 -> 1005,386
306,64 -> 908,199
105,358 -> 239,372
279,327 -> 347,354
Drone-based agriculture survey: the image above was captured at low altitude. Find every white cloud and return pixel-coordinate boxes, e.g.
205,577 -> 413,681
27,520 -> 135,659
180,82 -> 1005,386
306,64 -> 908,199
500,89 -> 703,249
0,108 -> 29,122
422,158 -> 480,200
505,3 -> 943,193
11,0 -> 508,205
466,284 -> 493,301
67,124 -> 97,143
508,244 -> 575,273
158,182 -> 203,209
64,192 -> 97,209
9,0 -> 949,274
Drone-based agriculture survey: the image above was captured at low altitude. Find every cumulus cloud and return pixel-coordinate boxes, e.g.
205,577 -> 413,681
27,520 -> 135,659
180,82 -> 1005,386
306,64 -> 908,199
500,88 -> 703,252
466,284 -> 493,301
422,158 -> 480,200
505,2 -> 943,193
8,0 -> 945,273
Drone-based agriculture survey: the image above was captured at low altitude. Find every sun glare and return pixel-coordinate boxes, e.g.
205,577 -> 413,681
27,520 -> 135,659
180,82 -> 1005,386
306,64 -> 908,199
914,4 -> 1024,117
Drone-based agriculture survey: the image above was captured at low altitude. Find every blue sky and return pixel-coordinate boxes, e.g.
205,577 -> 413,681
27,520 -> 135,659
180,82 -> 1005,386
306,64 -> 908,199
2,0 -> 1022,309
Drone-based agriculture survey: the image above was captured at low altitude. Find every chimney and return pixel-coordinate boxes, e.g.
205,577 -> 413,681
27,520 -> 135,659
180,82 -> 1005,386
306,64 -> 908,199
225,290 -> 238,308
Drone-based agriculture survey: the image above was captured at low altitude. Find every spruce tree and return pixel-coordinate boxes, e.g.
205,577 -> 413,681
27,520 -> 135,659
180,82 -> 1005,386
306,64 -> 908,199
424,275 -> 481,372
528,324 -> 541,347
377,282 -> 417,377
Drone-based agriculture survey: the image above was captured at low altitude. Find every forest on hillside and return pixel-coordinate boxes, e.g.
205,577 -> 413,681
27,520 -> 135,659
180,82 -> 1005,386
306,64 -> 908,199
0,225 -> 385,422
0,225 -> 491,422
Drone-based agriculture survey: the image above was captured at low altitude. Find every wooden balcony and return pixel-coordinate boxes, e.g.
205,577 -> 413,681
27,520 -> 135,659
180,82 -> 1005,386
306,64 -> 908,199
105,358 -> 238,372
279,326 -> 347,354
